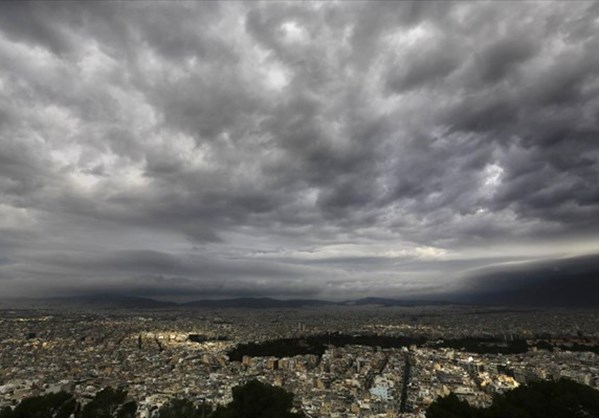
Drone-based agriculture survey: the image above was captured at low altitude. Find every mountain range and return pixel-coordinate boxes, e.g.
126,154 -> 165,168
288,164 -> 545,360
0,295 -> 459,310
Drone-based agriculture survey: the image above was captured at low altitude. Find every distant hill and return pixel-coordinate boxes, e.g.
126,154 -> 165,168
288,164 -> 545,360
182,297 -> 458,309
182,297 -> 335,309
344,297 -> 457,307
13,295 -> 178,309
1,295 -> 458,310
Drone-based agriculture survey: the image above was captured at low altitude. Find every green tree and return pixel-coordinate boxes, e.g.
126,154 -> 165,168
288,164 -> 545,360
425,393 -> 478,418
156,398 -> 211,418
0,406 -> 13,418
3,391 -> 76,418
426,379 -> 599,418
81,387 -> 136,418
210,380 -> 304,418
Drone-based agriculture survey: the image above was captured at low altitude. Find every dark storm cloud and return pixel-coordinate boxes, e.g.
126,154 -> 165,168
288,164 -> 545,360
0,1 -> 598,300
454,253 -> 599,307
0,2 -> 76,55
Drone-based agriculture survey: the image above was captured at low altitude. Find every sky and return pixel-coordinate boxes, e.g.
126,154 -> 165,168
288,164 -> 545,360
0,1 -> 598,301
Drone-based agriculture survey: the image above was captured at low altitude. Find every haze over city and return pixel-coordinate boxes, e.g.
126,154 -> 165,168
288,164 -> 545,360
1,1 -> 598,304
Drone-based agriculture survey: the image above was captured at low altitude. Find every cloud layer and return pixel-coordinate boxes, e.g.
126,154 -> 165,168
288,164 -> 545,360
1,1 -> 598,300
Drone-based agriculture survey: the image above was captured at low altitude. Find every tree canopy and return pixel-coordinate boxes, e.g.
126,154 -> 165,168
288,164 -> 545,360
156,398 -> 211,418
80,387 -> 136,418
426,379 -> 599,418
211,380 -> 304,418
0,382 -> 303,418
0,391 -> 76,418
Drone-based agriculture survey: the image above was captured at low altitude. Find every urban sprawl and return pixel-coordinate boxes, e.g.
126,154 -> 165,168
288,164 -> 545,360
1,306 -> 598,417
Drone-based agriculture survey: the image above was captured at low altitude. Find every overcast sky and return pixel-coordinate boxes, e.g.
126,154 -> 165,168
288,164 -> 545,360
1,1 -> 598,301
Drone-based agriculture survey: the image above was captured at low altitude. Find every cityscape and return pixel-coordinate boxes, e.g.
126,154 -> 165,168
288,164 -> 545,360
1,302 -> 598,417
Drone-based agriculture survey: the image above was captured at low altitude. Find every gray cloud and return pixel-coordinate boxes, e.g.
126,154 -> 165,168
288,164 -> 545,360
454,253 -> 599,307
0,1 -> 598,301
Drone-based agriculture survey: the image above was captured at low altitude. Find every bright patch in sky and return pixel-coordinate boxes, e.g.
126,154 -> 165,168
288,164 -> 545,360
280,21 -> 308,43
